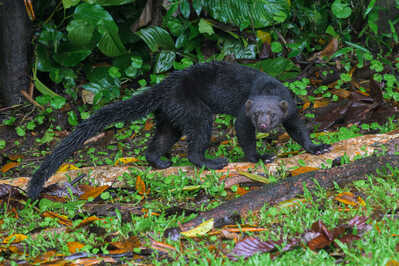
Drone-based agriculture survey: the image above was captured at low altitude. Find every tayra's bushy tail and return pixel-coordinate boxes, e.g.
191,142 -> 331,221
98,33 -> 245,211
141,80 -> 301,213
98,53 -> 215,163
27,88 -> 160,199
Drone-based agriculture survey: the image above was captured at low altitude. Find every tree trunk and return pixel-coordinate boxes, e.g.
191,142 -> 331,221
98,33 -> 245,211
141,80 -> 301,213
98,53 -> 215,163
0,0 -> 32,106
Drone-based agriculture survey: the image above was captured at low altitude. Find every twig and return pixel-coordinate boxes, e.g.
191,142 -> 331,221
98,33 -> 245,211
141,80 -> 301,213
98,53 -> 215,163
20,90 -> 44,110
0,104 -> 22,112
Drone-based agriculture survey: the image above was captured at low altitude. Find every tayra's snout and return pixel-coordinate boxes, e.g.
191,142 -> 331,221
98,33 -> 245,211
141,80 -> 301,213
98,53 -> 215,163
259,123 -> 268,131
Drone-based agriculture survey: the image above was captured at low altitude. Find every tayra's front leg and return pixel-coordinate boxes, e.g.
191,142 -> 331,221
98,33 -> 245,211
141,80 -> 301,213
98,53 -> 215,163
187,117 -> 228,169
235,113 -> 275,163
283,115 -> 331,154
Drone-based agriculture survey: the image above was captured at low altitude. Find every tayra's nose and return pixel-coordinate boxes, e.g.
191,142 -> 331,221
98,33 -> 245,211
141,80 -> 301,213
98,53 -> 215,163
259,123 -> 268,130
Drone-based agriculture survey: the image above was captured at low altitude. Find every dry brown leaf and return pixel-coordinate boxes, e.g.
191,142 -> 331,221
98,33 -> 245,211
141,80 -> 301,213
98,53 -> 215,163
290,166 -> 319,176
114,156 -> 138,166
331,89 -> 351,98
42,211 -> 73,227
309,38 -> 339,61
67,241 -> 85,253
136,175 -> 149,195
335,192 -> 365,207
108,236 -> 141,254
144,119 -> 154,131
3,234 -> 27,244
1,162 -> 19,173
79,185 -> 109,200
313,100 -> 330,108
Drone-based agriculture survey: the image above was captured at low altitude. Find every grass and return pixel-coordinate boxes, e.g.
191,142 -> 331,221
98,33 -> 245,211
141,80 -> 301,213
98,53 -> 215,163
1,98 -> 399,264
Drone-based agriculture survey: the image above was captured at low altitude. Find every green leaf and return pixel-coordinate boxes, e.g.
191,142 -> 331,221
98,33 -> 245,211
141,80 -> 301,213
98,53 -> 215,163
167,17 -> 185,36
16,127 -> 26,137
68,111 -> 79,126
222,40 -> 256,59
50,96 -> 67,109
364,0 -> 376,17
325,25 -> 338,37
73,3 -> 127,56
137,26 -> 174,52
344,41 -> 370,53
198,19 -> 214,35
204,0 -> 289,29
125,66 -> 138,78
271,41 -> 283,53
367,11 -> 378,34
108,66 -> 121,78
38,25 -> 63,52
331,0 -> 352,19
154,51 -> 176,73
248,58 -> 300,81
53,49 -> 92,67
192,0 -> 203,15
33,59 -> 64,98
180,0 -> 191,18
36,44 -> 57,72
97,20 -> 127,56
173,58 -> 193,70
0,139 -> 6,150
84,0 -> 135,6
67,19 -> 95,46
130,56 -> 143,68
63,0 -> 80,8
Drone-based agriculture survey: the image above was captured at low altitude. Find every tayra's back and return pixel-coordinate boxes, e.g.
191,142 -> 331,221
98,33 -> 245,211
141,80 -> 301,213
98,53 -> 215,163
165,62 -> 292,116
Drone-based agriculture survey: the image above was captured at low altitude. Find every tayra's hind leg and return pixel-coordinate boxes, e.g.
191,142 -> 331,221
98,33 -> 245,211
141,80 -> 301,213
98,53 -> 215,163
145,115 -> 182,169
186,117 -> 228,169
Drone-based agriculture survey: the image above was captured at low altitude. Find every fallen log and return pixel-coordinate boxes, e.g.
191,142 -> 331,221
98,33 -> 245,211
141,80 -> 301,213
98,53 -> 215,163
178,139 -> 399,231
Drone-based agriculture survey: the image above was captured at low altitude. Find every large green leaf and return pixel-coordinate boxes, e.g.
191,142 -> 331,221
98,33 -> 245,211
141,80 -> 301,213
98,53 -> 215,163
248,58 -> 300,81
53,48 -> 92,67
63,0 -> 80,9
97,20 -> 127,56
67,19 -> 96,46
38,25 -> 63,52
137,26 -> 174,52
154,51 -> 176,73
70,3 -> 127,56
222,40 -> 256,59
204,0 -> 290,29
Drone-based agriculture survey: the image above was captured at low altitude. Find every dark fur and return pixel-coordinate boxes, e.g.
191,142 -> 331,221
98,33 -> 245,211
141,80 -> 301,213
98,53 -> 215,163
27,62 -> 330,199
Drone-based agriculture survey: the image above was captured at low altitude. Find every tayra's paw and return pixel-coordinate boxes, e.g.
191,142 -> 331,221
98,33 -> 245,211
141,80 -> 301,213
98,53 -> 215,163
260,153 -> 276,163
204,158 -> 228,169
150,159 -> 172,169
247,153 -> 276,163
307,143 -> 331,155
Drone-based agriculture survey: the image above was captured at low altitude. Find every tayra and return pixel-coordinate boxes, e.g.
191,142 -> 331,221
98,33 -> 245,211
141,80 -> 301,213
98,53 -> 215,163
27,62 -> 330,199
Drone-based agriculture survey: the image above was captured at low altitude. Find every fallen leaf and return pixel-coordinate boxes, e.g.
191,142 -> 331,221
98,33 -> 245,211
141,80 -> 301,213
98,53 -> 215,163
181,218 -> 214,237
1,162 -> 19,173
57,163 -> 79,173
114,157 -> 138,166
3,234 -> 27,244
335,192 -> 365,207
67,241 -> 85,253
309,37 -> 339,61
79,186 -> 109,200
290,166 -> 319,176
136,176 -> 149,195
237,170 -> 271,184
42,211 -> 72,226
256,30 -> 271,44
144,119 -> 154,131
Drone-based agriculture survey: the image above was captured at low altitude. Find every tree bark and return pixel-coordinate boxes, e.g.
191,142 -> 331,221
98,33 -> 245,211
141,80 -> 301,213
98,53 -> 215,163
0,0 -> 32,106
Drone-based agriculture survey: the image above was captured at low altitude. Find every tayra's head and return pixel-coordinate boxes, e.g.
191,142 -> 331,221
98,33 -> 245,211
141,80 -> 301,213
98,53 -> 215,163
245,97 -> 289,132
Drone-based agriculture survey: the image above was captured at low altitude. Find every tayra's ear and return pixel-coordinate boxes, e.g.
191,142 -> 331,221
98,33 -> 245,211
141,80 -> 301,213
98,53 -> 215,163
279,100 -> 289,114
245,99 -> 253,113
